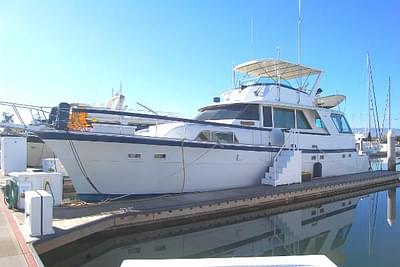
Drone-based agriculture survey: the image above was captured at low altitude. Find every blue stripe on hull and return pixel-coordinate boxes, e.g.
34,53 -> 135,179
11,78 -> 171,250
36,130 -> 356,154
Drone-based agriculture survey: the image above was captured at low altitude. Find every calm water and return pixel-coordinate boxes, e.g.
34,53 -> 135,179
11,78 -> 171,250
41,161 -> 400,267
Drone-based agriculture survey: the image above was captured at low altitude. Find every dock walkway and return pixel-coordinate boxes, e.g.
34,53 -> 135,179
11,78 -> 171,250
0,190 -> 37,267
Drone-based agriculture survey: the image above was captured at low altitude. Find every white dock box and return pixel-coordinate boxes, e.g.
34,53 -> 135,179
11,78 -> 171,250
1,136 -> 27,175
9,171 -> 63,209
25,190 -> 54,236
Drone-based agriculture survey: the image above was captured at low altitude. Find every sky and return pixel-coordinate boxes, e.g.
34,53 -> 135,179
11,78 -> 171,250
0,0 -> 399,128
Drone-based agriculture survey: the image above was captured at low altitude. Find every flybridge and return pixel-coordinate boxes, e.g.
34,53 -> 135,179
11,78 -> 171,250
232,59 -> 322,95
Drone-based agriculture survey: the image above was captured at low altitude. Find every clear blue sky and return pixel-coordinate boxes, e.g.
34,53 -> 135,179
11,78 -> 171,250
0,0 -> 399,128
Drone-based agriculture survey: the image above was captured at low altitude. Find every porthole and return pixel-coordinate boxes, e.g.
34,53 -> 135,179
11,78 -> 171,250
154,153 -> 166,159
128,153 -> 141,159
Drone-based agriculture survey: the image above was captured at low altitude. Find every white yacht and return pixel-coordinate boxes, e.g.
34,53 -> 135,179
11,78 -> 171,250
36,59 -> 369,200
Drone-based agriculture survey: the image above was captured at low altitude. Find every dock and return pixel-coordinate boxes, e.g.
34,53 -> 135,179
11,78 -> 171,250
0,189 -> 37,267
34,171 -> 399,254
1,170 -> 399,265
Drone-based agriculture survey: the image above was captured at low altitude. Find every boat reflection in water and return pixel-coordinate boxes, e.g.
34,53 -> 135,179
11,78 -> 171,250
42,194 -> 379,267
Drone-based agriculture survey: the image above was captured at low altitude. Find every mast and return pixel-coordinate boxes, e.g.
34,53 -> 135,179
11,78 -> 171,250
367,53 -> 371,139
366,52 -> 382,141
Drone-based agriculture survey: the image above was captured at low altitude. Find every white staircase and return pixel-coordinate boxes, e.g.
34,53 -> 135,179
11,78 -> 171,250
262,130 -> 302,186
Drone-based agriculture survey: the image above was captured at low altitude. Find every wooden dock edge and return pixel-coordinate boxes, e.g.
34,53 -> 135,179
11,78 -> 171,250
33,172 -> 399,254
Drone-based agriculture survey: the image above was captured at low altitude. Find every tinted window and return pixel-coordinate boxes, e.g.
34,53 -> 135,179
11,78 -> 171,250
274,108 -> 295,128
263,106 -> 272,127
331,114 -> 352,133
296,110 -> 311,129
195,104 -> 259,121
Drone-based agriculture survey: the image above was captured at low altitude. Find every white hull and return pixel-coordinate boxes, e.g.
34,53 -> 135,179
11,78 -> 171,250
41,132 -> 369,198
27,141 -> 55,167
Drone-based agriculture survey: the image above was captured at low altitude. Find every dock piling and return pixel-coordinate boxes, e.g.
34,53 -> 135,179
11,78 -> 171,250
387,188 -> 396,227
387,129 -> 396,171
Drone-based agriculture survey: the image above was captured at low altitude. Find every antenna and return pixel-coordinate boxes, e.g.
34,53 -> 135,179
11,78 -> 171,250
389,76 -> 391,130
275,47 -> 281,79
119,81 -> 123,94
232,61 -> 235,88
136,102 -> 158,115
297,0 -> 301,65
250,16 -> 254,60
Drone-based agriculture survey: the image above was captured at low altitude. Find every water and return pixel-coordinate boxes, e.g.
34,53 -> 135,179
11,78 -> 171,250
40,162 -> 400,267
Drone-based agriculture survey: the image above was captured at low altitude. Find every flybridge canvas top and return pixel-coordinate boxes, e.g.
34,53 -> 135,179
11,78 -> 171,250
233,59 -> 322,80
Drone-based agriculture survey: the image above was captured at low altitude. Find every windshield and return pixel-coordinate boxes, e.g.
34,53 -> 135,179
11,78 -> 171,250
195,104 -> 259,121
239,76 -> 293,88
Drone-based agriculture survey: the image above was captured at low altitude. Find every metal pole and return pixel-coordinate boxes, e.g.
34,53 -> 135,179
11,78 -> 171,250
367,53 -> 371,137
250,17 -> 253,60
297,0 -> 301,65
389,76 -> 391,130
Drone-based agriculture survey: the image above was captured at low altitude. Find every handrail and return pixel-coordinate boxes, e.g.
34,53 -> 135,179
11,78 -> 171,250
0,101 -> 50,131
272,129 -> 300,181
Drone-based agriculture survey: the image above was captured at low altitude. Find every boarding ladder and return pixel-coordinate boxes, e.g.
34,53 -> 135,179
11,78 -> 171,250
262,129 -> 302,186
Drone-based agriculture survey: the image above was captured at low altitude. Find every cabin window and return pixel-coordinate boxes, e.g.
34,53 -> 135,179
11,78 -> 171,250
331,114 -> 352,133
274,108 -> 295,128
311,210 -> 316,216
263,106 -> 272,127
296,110 -> 311,129
195,130 -> 211,141
195,104 -> 259,121
195,130 -> 238,144
315,116 -> 325,129
211,131 -> 238,144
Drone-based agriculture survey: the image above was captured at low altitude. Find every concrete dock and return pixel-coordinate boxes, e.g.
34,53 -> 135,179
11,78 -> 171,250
0,191 -> 37,267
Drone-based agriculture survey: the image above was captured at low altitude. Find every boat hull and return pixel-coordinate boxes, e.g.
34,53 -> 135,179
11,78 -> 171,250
38,131 -> 369,200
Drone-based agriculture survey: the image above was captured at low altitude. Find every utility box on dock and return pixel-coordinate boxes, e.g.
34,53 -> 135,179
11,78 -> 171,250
9,171 -> 63,209
1,136 -> 27,175
25,190 -> 54,236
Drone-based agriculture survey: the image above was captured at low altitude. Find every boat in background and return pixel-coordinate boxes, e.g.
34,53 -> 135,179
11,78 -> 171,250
36,59 -> 369,201
355,133 -> 381,156
355,53 -> 383,156
0,91 -> 175,168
